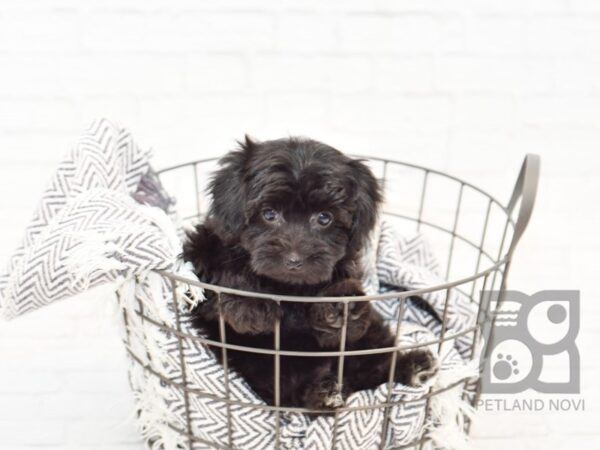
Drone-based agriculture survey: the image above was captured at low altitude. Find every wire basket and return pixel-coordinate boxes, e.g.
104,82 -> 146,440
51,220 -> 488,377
128,153 -> 539,450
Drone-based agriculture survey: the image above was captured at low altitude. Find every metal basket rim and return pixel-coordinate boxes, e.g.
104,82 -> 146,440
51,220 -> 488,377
156,154 -> 511,215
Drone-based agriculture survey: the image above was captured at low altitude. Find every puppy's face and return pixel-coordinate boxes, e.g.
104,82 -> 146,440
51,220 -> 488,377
209,137 -> 382,285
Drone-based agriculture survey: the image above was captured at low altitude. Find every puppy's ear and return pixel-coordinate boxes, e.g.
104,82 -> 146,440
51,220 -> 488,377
347,159 -> 383,253
209,136 -> 258,241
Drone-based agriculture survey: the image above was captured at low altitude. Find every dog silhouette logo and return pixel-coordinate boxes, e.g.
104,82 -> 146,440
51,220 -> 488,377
480,290 -> 580,394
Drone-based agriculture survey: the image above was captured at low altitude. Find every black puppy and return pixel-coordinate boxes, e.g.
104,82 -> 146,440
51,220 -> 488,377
183,136 -> 438,410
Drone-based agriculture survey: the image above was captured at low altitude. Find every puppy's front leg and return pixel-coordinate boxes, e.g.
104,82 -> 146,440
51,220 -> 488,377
220,294 -> 282,335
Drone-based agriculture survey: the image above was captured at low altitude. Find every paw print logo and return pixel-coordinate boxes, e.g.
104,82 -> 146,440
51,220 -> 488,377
487,339 -> 531,386
493,354 -> 519,380
480,290 -> 579,394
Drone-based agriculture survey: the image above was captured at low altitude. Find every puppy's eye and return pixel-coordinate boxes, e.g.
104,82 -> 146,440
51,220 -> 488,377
316,212 -> 333,227
262,208 -> 279,222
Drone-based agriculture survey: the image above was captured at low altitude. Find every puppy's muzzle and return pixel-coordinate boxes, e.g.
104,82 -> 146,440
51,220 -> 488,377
284,252 -> 303,270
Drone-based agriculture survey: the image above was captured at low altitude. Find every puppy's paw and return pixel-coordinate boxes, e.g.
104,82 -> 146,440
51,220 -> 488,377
303,377 -> 346,410
310,279 -> 371,347
396,349 -> 440,387
220,295 -> 282,335
309,301 -> 371,347
320,278 -> 366,298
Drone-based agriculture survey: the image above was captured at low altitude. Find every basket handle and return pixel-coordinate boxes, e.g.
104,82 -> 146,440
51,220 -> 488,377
506,153 -> 540,259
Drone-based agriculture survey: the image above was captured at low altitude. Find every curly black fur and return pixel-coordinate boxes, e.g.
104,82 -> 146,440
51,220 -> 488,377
183,136 -> 438,410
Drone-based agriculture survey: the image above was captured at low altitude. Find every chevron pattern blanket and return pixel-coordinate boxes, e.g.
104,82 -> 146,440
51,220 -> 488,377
0,119 -> 478,450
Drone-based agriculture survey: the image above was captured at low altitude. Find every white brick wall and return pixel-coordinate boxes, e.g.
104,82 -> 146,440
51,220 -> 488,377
0,1 -> 598,449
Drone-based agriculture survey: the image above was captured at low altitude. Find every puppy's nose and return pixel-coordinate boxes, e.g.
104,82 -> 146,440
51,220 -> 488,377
285,253 -> 303,270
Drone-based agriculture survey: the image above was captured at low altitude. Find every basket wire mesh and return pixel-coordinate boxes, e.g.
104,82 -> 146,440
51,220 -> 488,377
123,154 -> 539,450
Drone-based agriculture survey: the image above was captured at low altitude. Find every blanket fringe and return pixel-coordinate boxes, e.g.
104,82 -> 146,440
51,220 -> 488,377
427,360 -> 479,450
65,231 -> 128,291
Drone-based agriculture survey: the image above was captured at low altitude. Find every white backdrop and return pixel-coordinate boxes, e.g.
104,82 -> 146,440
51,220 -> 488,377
0,1 -> 599,449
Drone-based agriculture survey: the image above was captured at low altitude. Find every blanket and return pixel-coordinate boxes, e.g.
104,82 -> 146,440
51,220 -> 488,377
0,119 -> 478,450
